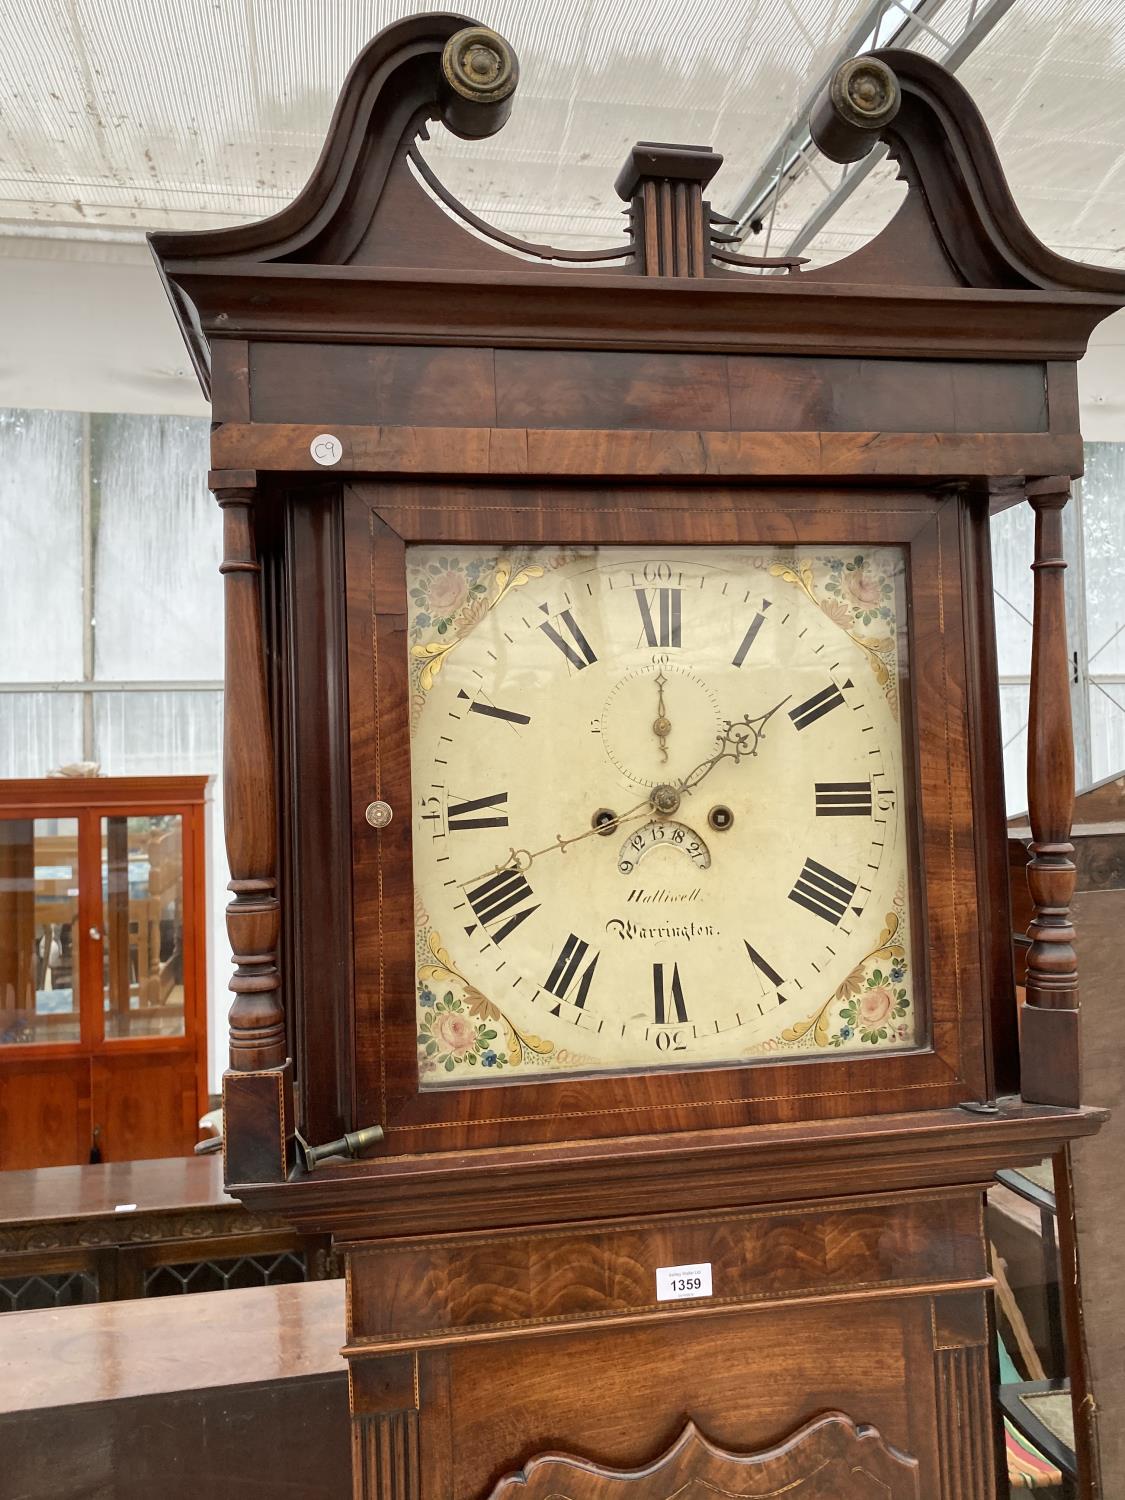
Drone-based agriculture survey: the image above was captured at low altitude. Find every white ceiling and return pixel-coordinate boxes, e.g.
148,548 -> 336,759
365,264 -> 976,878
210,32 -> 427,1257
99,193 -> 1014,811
0,0 -> 1123,431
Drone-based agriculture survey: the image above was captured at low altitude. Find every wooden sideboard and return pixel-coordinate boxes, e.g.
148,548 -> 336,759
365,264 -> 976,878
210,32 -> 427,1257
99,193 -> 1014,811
0,1153 -> 336,1309
0,1277 -> 350,1499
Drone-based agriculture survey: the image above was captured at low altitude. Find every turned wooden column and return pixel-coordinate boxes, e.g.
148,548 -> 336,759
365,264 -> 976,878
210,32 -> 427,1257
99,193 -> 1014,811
212,468 -> 286,1073
1020,475 -> 1079,1107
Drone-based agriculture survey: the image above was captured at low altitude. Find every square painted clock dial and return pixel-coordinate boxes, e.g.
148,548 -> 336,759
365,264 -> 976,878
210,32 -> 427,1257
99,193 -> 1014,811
408,544 -> 918,1086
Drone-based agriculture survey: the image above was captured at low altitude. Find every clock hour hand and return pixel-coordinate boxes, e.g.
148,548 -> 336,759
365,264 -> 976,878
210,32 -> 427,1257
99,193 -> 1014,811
653,671 -> 671,763
676,695 -> 792,797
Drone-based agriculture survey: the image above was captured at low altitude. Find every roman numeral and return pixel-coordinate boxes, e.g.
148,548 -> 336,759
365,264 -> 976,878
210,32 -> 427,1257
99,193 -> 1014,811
539,608 -> 597,670
457,689 -> 530,726
788,858 -> 857,926
447,791 -> 508,831
544,934 -> 599,1010
789,679 -> 852,731
636,588 -> 682,647
815,781 -> 872,817
732,601 -> 771,667
653,961 -> 688,1025
466,868 -> 539,944
744,941 -> 789,1003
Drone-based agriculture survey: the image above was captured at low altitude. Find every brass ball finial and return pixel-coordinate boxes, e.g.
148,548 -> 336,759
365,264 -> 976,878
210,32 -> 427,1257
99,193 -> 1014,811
830,56 -> 900,130
442,26 -> 519,104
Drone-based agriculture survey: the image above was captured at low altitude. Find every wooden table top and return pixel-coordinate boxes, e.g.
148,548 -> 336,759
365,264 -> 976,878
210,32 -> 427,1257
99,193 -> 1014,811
0,1154 -> 230,1225
0,1277 -> 347,1412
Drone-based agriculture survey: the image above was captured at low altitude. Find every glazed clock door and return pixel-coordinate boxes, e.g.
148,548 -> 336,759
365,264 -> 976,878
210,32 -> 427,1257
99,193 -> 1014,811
344,481 -> 989,1152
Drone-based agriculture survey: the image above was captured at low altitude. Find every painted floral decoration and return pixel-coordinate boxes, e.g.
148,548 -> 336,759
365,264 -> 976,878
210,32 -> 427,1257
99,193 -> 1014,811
767,549 -> 900,711
415,931 -> 559,1080
823,554 -> 895,627
780,906 -> 911,1054
408,550 -> 548,697
409,553 -> 491,635
831,965 -> 910,1046
417,986 -> 506,1073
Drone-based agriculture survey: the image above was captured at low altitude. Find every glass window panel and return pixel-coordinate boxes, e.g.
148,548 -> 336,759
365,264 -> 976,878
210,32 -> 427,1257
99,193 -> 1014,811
990,502 -> 1034,679
999,683 -> 1030,818
91,414 -> 220,681
0,409 -> 84,682
1089,680 -> 1125,786
1082,443 -> 1125,675
101,814 -> 185,1040
0,691 -> 84,778
0,816 -> 80,1046
93,688 -> 222,775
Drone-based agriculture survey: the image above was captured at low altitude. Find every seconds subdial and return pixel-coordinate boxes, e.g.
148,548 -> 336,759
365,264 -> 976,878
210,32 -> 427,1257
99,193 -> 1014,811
600,662 -> 721,789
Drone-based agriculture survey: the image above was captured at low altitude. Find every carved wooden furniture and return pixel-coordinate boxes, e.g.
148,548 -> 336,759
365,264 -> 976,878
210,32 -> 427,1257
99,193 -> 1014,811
150,16 -> 1123,1497
0,776 -> 210,1168
0,1154 -> 336,1309
487,1416 -> 921,1499
0,1277 -> 350,1500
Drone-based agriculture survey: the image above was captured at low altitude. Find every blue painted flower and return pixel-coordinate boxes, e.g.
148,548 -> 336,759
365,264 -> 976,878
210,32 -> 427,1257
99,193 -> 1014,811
890,963 -> 905,983
419,985 -> 436,1007
838,1025 -> 853,1040
481,1050 -> 497,1066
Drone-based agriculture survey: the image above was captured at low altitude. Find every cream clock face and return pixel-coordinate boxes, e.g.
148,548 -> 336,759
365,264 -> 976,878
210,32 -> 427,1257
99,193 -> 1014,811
407,544 -> 918,1088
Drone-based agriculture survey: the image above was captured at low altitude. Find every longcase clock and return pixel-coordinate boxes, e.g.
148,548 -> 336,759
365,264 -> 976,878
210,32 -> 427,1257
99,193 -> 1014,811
151,17 -> 1122,1498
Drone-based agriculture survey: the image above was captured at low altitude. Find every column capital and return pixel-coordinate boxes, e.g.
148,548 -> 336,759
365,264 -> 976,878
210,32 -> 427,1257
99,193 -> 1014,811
209,467 -> 259,499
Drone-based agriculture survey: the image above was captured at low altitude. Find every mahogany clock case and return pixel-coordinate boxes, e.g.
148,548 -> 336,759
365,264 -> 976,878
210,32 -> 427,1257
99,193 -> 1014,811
147,13 -> 1123,1498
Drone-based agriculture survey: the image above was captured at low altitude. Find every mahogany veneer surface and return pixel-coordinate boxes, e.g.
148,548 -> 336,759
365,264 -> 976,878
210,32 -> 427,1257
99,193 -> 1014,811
0,1152 -> 232,1224
0,1277 -> 345,1411
0,1280 -> 349,1500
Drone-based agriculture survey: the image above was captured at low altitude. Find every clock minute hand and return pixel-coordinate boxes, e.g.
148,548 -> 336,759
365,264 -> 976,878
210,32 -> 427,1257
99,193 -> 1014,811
676,694 -> 792,797
457,797 -> 652,890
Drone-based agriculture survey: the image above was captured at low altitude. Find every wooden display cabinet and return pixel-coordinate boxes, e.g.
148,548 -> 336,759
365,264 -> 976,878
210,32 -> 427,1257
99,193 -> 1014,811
150,16 -> 1122,1498
0,776 -> 210,1168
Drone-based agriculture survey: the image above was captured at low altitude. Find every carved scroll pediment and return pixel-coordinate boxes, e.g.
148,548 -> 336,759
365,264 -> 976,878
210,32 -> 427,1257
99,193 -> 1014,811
486,1412 -> 920,1499
810,48 -> 1125,296
150,14 -> 1125,396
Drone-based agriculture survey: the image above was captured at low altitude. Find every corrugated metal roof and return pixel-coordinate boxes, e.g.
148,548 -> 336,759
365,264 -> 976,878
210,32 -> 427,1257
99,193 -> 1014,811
2,0 -> 1120,269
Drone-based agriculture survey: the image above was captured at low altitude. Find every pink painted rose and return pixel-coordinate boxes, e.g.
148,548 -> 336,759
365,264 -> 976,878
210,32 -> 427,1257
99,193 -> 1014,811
896,1022 -> 911,1041
845,568 -> 882,606
431,1010 -> 477,1056
859,986 -> 894,1026
428,570 -> 467,613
